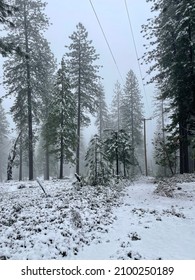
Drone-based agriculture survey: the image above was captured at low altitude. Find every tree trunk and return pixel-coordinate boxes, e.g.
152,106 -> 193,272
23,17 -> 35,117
19,134 -> 23,181
115,132 -> 119,177
131,99 -> 135,176
95,137 -> 98,185
59,134 -> 64,179
123,148 -> 126,178
24,4 -> 33,180
99,95 -> 102,139
44,96 -> 50,180
44,142 -> 49,180
179,120 -> 189,174
76,44 -> 81,175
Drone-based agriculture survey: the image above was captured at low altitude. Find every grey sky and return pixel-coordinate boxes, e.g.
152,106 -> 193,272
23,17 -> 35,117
45,0 -> 154,113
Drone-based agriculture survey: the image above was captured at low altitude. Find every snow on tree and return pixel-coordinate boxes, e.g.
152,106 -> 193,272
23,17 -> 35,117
0,101 -> 9,181
66,22 -> 101,175
95,82 -> 109,139
37,41 -> 56,180
45,58 -> 77,179
3,0 -> 52,180
0,0 -> 22,56
110,81 -> 123,132
121,70 -> 144,176
85,134 -> 111,185
103,129 -> 135,179
153,99 -> 179,176
142,0 -> 195,173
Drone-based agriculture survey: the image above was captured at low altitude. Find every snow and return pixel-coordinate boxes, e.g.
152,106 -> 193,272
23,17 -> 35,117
0,176 -> 195,260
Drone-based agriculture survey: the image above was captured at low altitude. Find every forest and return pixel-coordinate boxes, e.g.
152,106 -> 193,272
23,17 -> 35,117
0,0 -> 195,263
0,0 -> 195,183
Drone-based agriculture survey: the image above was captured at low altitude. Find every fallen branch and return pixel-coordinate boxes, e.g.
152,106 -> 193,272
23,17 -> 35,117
75,173 -> 83,187
36,178 -> 47,196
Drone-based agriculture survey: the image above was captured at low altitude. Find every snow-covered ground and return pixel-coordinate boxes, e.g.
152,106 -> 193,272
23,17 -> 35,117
0,176 -> 195,260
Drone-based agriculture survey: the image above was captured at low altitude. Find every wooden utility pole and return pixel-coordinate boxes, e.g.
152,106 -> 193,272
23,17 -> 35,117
143,118 -> 152,176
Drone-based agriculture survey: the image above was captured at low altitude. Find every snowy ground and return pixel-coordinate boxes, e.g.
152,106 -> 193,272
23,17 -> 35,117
0,176 -> 195,260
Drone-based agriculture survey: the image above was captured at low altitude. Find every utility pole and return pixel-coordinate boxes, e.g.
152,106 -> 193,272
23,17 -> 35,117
143,118 -> 152,176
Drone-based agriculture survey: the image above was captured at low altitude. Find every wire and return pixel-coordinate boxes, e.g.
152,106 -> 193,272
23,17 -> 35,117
124,0 -> 151,117
89,0 -> 124,82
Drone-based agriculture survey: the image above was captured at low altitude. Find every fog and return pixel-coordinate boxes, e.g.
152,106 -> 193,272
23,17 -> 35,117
0,0 -> 157,177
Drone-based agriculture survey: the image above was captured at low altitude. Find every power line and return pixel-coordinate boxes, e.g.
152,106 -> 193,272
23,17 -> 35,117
89,0 -> 124,82
124,0 -> 151,116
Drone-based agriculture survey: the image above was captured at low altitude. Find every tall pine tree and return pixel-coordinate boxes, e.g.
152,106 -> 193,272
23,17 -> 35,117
122,70 -> 144,175
3,0 -> 51,180
95,82 -> 109,138
142,0 -> 195,173
110,81 -> 123,132
66,23 -> 101,175
45,58 -> 77,179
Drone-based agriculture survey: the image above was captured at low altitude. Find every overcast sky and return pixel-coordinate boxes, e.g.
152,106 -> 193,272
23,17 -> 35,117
44,0 -> 154,114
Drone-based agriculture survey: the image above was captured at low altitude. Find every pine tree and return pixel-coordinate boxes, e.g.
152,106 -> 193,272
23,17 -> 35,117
0,101 -> 8,143
3,0 -> 51,180
118,129 -> 135,178
85,134 -> 111,185
122,70 -> 144,175
66,22 -> 101,175
45,58 -> 77,179
0,101 -> 9,181
0,0 -> 22,56
110,81 -> 123,132
35,135 -> 58,179
37,40 -> 56,180
153,99 -> 179,176
104,129 -> 134,178
142,0 -> 195,173
95,82 -> 109,138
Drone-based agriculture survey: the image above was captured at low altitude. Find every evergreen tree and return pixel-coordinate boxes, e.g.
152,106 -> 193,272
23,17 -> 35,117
66,22 -> 101,175
95,82 -> 109,138
35,135 -> 58,179
45,58 -> 77,179
37,41 -> 56,180
142,0 -> 195,173
0,101 -> 8,143
0,0 -> 21,56
122,70 -> 144,175
110,81 -> 123,132
85,134 -> 111,185
0,101 -> 9,181
3,0 -> 51,180
104,129 -> 134,178
153,99 -> 179,176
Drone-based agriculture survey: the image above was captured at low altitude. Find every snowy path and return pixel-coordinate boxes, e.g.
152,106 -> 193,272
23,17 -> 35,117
75,179 -> 195,260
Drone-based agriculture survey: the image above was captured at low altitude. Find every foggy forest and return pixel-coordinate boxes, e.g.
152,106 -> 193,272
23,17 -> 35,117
0,0 -> 195,261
